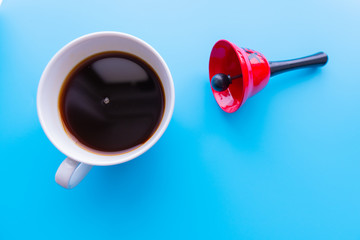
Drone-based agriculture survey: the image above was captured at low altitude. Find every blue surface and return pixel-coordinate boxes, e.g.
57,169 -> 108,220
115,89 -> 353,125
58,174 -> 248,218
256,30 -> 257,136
1,0 -> 360,239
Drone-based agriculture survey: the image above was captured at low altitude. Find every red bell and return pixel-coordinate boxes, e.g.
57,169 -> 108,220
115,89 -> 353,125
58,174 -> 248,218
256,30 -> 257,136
209,40 -> 328,113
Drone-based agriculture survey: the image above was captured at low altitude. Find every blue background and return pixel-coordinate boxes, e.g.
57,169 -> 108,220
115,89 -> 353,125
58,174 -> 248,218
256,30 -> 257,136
1,0 -> 360,239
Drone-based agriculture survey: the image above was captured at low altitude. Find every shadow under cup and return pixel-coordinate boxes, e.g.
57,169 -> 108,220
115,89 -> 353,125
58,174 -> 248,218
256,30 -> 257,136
37,32 -> 175,166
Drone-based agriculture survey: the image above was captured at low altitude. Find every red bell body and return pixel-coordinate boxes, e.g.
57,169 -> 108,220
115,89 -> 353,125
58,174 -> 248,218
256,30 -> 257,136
209,40 -> 271,113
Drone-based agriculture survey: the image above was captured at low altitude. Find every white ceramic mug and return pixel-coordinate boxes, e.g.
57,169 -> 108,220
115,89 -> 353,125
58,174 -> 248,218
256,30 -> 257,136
37,32 -> 175,189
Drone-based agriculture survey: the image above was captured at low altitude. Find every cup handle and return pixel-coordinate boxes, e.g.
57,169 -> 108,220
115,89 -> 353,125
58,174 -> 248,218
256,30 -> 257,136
55,158 -> 92,189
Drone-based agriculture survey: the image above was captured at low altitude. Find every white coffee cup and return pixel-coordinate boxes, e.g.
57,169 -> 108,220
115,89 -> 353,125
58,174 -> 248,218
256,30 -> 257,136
37,32 -> 175,189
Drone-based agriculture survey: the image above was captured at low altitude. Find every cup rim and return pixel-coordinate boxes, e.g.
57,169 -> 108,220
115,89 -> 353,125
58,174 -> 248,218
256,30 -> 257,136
37,31 -> 175,166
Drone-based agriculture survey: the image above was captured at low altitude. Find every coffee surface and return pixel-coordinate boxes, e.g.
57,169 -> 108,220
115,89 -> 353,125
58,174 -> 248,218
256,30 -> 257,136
59,51 -> 165,152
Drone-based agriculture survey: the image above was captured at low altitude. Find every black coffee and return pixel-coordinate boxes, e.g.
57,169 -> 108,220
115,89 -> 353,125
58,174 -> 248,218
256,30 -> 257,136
59,51 -> 165,152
